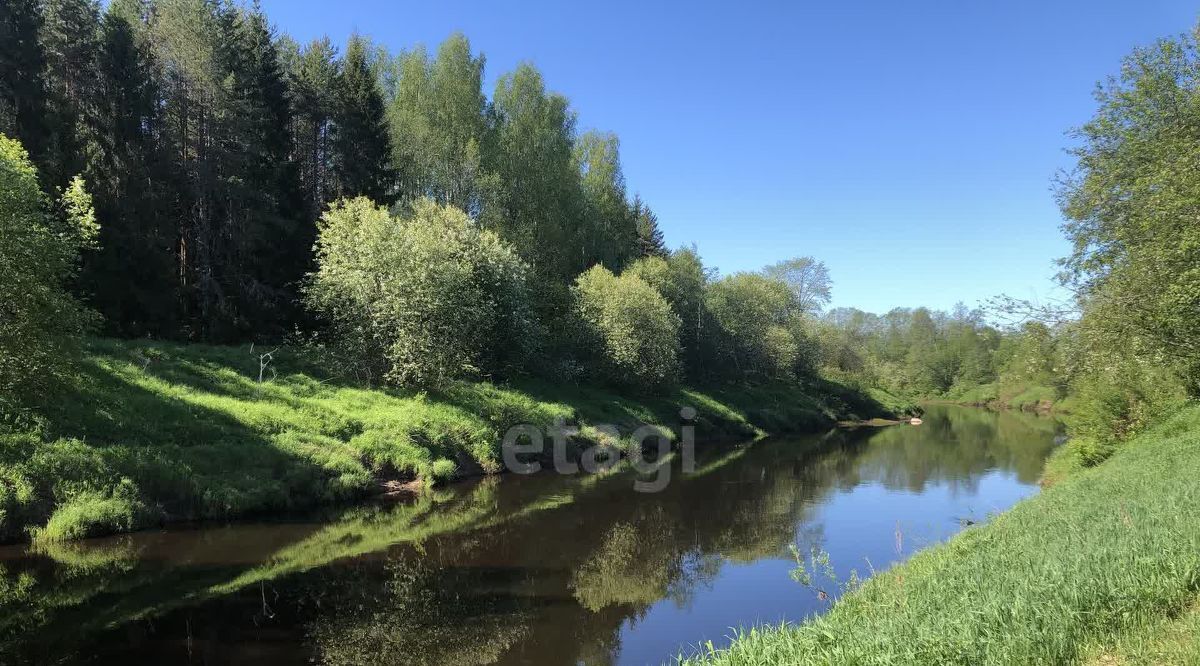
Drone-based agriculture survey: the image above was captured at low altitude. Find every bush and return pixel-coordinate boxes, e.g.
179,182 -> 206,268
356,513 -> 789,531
1065,360 -> 1187,465
705,273 -> 802,379
571,265 -> 680,390
625,248 -> 711,378
0,135 -> 98,408
305,197 -> 533,387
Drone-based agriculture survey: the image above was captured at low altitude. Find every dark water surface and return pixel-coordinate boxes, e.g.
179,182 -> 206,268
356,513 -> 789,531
0,405 -> 1060,665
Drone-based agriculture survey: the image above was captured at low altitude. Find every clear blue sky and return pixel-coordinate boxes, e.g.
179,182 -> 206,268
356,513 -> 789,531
261,0 -> 1198,314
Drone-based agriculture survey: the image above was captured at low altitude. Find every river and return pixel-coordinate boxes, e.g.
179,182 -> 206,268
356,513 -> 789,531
0,404 -> 1060,665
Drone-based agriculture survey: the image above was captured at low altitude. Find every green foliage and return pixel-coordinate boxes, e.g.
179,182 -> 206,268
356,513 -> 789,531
285,36 -> 339,222
0,135 -> 97,406
386,33 -> 490,211
818,305 -> 1050,401
763,256 -> 832,315
333,34 -> 395,203
486,62 -> 584,280
705,273 -> 799,379
5,6 -> 687,351
306,197 -> 533,387
1057,28 -> 1200,373
625,247 -> 711,377
574,130 -> 639,270
0,0 -> 48,164
571,265 -> 680,390
1062,360 -> 1187,466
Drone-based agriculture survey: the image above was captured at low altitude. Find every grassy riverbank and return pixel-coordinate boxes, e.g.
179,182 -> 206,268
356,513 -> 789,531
942,381 -> 1066,413
682,402 -> 1200,665
0,339 -> 909,544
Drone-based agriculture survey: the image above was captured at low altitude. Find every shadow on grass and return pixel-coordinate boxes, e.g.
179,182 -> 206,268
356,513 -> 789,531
4,347 -> 376,543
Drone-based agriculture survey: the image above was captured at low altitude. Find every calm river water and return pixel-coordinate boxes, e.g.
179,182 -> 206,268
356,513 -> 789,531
0,404 -> 1059,665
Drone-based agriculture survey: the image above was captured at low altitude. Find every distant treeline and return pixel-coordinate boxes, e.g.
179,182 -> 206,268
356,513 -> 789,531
816,306 -> 1063,400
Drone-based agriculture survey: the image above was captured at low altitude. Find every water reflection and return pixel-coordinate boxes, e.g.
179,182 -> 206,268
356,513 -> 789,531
0,405 -> 1059,665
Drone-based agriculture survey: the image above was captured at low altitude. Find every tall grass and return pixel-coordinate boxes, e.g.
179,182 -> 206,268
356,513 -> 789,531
681,402 -> 1200,665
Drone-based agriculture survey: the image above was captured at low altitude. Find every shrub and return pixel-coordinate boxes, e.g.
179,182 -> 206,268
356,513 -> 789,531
1065,360 -> 1187,465
305,197 -> 533,387
571,265 -> 681,390
0,135 -> 98,408
705,273 -> 801,379
625,248 -> 711,377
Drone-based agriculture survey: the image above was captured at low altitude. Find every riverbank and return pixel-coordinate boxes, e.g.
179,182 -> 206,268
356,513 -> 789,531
940,381 -> 1068,413
0,403 -> 1044,664
0,338 -> 912,545
681,401 -> 1200,665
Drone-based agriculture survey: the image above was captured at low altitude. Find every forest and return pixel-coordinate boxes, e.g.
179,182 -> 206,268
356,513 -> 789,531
1,0 -> 831,392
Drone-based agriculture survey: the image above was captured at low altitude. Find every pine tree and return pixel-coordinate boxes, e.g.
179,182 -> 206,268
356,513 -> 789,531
333,35 -> 394,204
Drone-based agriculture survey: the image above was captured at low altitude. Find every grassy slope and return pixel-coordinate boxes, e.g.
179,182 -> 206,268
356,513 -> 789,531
0,339 -> 908,544
944,381 -> 1063,412
682,402 -> 1200,665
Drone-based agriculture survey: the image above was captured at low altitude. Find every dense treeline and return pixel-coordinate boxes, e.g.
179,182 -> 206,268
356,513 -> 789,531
9,0 -> 1194,456
0,0 -> 845,399
816,306 -> 1065,403
0,0 -> 657,341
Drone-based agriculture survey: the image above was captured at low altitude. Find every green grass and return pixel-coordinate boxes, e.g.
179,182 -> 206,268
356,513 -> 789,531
943,381 -> 999,406
944,381 -> 1064,413
0,338 -> 906,544
681,401 -> 1200,665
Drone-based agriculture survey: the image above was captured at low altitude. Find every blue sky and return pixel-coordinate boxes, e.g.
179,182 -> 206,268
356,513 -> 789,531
260,0 -> 1198,314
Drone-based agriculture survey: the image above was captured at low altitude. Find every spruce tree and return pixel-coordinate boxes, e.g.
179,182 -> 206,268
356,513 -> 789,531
333,35 -> 394,204
632,195 -> 667,259
213,3 -> 304,336
39,0 -> 103,189
0,0 -> 48,171
84,0 -> 180,336
288,36 -> 338,222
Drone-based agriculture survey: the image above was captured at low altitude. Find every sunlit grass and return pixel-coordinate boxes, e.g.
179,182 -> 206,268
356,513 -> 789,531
0,338 -> 904,543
